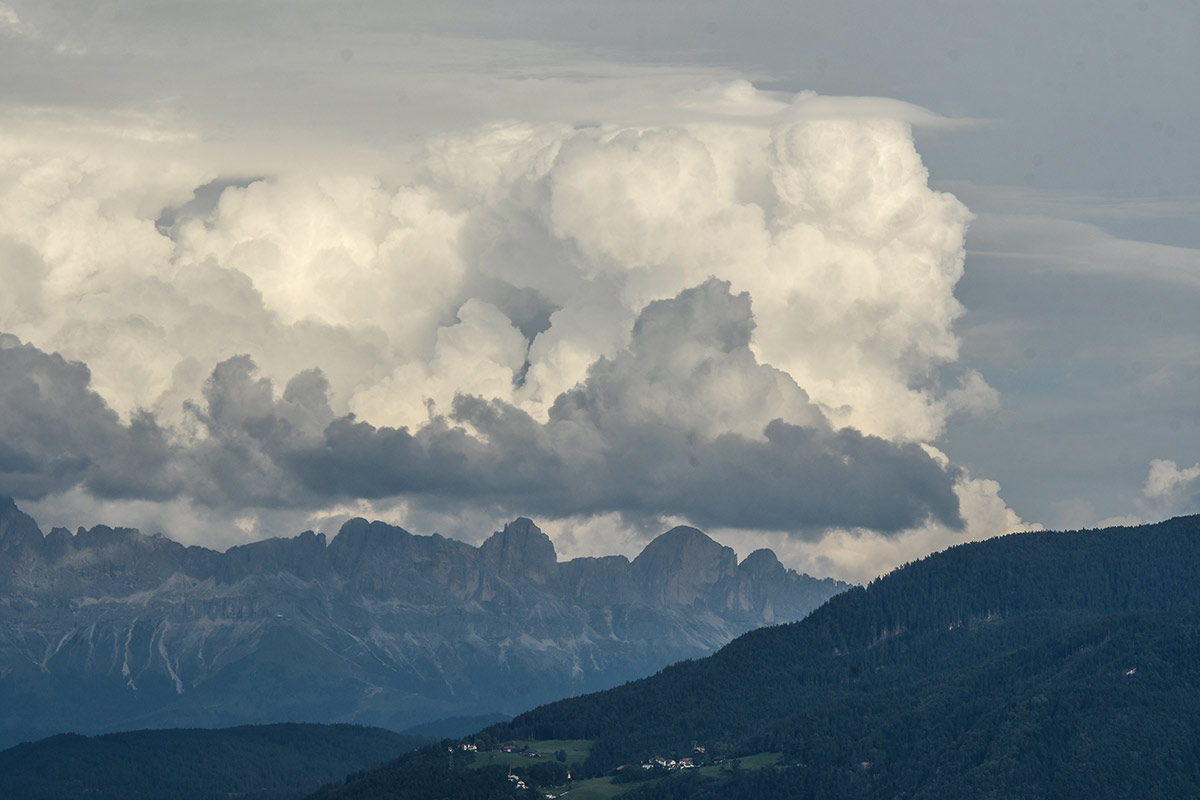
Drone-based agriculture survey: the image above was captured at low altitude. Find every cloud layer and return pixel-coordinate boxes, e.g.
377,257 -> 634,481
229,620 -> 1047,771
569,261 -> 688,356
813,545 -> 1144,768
0,280 -> 962,535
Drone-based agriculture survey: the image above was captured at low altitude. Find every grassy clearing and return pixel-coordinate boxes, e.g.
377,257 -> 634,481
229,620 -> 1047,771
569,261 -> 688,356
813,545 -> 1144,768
695,751 -> 783,776
544,775 -> 638,799
732,752 -> 783,769
471,743 -> 780,797
545,752 -> 781,797
468,739 -> 592,770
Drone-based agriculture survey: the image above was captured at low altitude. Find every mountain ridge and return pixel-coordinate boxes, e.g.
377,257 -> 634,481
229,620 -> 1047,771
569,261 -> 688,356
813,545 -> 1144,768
0,723 -> 427,800
0,499 -> 847,749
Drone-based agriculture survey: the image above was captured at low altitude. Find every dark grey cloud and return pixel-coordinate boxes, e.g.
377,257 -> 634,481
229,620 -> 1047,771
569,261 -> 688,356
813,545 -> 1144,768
435,399 -> 962,533
180,355 -> 334,508
0,333 -> 176,500
290,280 -> 963,534
0,280 -> 962,535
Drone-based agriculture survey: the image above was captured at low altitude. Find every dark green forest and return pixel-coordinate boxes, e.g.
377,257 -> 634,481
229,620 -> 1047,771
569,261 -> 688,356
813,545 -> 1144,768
311,515 -> 1200,799
0,723 -> 426,800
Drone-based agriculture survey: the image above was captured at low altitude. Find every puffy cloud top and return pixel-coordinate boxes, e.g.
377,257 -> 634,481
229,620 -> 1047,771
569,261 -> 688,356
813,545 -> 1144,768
0,84 -> 1008,561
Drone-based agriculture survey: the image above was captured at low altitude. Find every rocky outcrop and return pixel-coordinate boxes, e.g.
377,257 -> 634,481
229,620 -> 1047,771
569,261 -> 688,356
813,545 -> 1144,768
0,499 -> 848,749
632,526 -> 739,606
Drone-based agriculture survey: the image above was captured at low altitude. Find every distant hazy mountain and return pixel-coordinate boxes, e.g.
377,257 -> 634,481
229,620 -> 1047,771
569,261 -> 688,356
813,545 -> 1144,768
315,515 -> 1200,800
0,497 -> 846,749
0,723 -> 425,800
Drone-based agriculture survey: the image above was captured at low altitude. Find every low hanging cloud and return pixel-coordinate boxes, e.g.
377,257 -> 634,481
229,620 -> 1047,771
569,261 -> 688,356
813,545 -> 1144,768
1137,459 -> 1200,519
0,282 -> 961,535
293,280 -> 963,533
0,333 -> 176,501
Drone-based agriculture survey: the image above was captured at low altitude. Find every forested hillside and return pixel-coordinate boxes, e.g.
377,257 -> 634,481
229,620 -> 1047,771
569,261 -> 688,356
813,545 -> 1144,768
312,515 -> 1200,799
0,723 -> 425,800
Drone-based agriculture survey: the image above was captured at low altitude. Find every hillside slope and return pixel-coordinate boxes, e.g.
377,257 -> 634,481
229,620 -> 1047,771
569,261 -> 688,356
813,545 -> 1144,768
314,515 -> 1200,799
0,723 -> 426,800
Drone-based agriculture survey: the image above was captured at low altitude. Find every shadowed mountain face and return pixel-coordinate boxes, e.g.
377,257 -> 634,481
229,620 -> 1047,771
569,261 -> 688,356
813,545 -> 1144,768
0,498 -> 846,749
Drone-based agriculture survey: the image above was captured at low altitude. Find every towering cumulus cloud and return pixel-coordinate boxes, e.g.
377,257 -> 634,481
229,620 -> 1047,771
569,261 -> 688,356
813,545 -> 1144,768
288,279 -> 962,533
0,84 -> 1023,577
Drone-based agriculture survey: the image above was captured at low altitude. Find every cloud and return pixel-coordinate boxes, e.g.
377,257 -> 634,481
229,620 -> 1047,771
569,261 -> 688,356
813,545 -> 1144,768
179,355 -> 335,509
1138,459 -> 1200,518
0,282 -> 963,536
294,280 -> 963,533
775,468 -> 1040,584
2,86 -> 980,444
934,182 -> 1200,226
940,184 -> 1200,532
0,3 -> 34,41
0,333 -> 176,500
0,83 -> 1026,572
964,213 -> 1200,290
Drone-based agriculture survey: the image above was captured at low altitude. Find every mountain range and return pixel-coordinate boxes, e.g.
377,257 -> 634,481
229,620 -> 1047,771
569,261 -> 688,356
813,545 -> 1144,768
0,497 -> 846,749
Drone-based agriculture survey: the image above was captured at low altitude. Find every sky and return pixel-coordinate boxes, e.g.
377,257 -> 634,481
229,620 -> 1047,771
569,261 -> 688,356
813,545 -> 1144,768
1,1 -> 1197,582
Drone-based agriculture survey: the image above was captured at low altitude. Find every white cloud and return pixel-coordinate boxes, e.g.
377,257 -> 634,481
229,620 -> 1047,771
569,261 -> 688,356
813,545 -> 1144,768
776,469 -> 1041,584
1,86 -> 982,440
0,3 -> 33,40
0,82 -> 1033,577
966,213 -> 1200,290
1138,458 -> 1200,518
935,181 -> 1200,225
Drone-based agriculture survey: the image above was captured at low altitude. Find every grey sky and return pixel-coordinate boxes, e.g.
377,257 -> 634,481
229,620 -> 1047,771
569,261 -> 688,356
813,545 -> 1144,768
1,0 -> 1198,580
8,1 -> 1196,190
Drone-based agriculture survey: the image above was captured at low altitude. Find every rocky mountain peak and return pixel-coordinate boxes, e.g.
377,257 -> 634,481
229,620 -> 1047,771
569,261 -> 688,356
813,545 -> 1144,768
633,526 -> 734,566
481,517 -> 557,585
62,524 -> 193,590
739,548 -> 785,575
221,529 -> 331,581
0,496 -> 44,574
329,518 -> 413,559
0,495 -> 41,542
328,518 -> 418,592
632,525 -> 739,606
